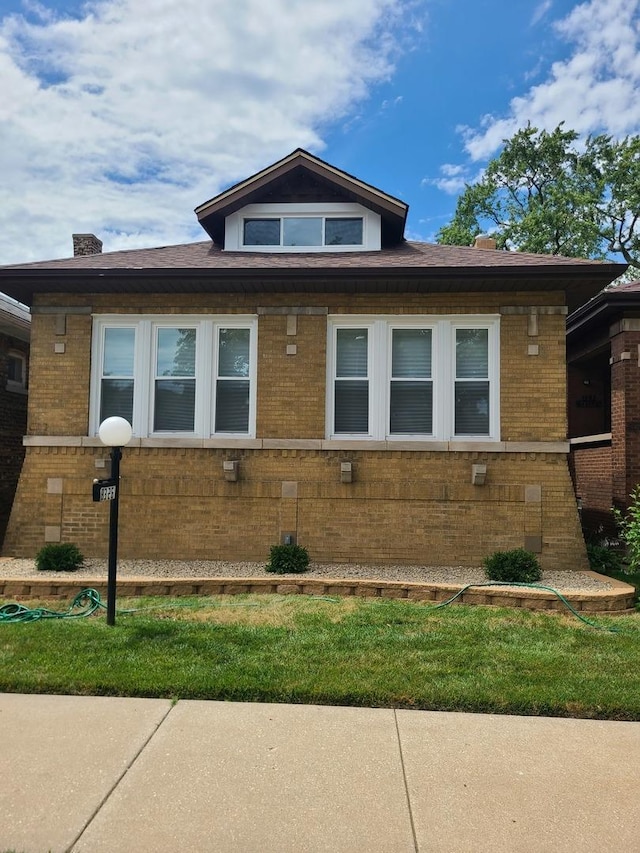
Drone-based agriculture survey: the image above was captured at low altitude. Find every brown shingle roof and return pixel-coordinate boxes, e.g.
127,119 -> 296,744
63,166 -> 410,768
0,239 -> 625,311
0,239 -> 617,272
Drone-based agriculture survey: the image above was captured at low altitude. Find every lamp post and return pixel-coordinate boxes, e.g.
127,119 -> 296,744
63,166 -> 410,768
98,417 -> 133,626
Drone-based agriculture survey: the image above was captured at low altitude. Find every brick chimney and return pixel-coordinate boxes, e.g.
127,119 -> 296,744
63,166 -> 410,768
72,233 -> 103,256
474,234 -> 497,250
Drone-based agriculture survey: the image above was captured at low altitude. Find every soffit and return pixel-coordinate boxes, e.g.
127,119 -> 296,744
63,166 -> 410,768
567,280 -> 640,340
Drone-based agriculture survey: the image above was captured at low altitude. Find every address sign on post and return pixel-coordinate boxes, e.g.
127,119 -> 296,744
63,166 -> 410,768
92,479 -> 117,502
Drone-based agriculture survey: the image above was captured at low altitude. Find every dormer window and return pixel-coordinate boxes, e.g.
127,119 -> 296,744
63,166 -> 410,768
225,203 -> 380,252
243,216 -> 363,248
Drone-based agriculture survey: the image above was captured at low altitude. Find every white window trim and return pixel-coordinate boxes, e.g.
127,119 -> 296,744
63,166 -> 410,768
225,202 -> 381,252
90,315 -> 257,439
326,315 -> 500,442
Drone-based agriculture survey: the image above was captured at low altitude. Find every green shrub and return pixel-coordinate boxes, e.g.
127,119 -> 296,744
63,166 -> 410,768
612,486 -> 640,573
35,543 -> 84,572
483,548 -> 542,584
586,542 -> 624,575
265,544 -> 310,574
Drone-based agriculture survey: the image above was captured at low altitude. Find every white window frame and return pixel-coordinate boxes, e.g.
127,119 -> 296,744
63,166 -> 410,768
326,315 -> 500,442
224,202 -> 381,252
90,315 -> 257,438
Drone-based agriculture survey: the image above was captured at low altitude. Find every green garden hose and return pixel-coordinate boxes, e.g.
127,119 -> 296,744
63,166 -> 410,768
0,583 -> 631,631
431,581 -> 624,632
0,588 -> 104,623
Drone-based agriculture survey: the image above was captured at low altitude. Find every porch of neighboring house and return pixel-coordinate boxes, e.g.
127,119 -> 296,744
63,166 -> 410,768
567,281 -> 640,539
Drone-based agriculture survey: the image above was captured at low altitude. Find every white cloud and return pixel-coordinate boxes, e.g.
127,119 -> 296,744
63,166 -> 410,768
422,170 -> 467,195
440,163 -> 464,177
531,1 -> 553,27
421,163 -> 483,195
463,0 -> 640,161
0,0 -> 415,264
381,94 -> 403,109
428,176 -> 467,195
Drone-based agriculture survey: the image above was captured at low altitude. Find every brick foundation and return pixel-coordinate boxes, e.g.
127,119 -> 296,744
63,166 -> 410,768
4,444 -> 587,570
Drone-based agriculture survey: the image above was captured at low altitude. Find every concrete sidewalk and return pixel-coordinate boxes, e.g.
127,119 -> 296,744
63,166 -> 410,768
1,694 -> 638,853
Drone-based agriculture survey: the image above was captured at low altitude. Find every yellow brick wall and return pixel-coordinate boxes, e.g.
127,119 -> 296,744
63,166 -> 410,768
27,313 -> 91,436
257,314 -> 326,438
26,289 -> 567,442
500,313 -> 567,441
4,286 -> 585,569
4,445 -> 587,570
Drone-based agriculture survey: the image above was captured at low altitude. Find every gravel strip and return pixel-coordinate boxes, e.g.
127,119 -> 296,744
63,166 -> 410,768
0,557 -> 614,591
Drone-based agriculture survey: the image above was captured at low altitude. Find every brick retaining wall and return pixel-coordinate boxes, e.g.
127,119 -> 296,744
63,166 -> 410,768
0,573 -> 634,614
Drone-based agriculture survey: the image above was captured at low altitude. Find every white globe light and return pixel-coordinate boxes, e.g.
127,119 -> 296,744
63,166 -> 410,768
98,417 -> 133,447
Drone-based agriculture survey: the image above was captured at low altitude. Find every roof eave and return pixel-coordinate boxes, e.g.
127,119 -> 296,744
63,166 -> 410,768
0,260 -> 622,278
195,149 -> 408,219
0,263 -> 620,308
567,288 -> 640,337
194,149 -> 408,246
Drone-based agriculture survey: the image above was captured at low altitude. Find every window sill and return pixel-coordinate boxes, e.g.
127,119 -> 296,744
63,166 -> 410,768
23,435 -> 570,453
236,244 -> 369,253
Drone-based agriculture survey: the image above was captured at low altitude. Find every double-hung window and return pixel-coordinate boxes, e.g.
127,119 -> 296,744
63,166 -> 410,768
153,327 -> 197,432
99,326 -> 136,423
91,315 -> 257,438
334,328 -> 370,433
215,328 -> 252,432
390,328 -> 433,434
454,328 -> 490,435
328,316 -> 499,441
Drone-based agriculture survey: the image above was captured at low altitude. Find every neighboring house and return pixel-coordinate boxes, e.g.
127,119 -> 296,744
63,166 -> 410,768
0,150 -> 624,569
0,293 -> 30,546
567,280 -> 640,537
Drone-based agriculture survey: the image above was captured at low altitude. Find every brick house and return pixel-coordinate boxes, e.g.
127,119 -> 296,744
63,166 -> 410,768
567,280 -> 640,537
0,150 -> 624,569
0,293 -> 30,546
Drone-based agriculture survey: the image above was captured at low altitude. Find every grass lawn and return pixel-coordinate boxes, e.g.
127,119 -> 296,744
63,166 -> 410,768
1,594 -> 639,720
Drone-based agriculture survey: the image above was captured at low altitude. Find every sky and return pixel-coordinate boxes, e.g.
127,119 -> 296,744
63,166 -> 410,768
0,0 -> 638,265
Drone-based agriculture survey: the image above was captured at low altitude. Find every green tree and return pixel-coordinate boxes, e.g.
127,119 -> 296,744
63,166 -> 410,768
437,123 -> 640,272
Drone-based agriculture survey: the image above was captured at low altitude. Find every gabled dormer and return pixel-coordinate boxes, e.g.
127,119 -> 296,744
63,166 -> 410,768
194,149 -> 408,252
